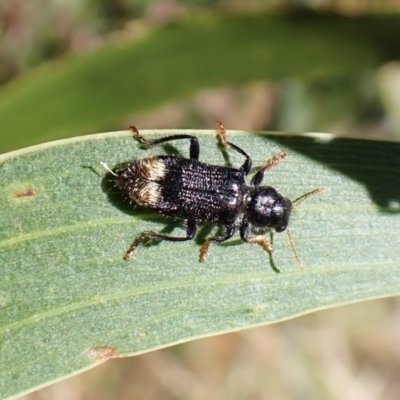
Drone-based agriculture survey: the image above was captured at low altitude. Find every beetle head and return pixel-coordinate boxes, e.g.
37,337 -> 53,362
245,187 -> 292,232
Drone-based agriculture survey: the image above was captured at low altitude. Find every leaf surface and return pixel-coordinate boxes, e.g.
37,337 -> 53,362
0,130 -> 399,399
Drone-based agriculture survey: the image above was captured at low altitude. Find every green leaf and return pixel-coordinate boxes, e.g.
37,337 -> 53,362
3,12 -> 400,152
1,130 -> 399,398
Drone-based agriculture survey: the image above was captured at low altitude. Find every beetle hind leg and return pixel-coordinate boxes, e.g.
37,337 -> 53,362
124,220 -> 197,260
129,126 -> 200,160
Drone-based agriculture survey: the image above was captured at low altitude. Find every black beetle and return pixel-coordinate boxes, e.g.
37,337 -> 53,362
105,122 -> 327,267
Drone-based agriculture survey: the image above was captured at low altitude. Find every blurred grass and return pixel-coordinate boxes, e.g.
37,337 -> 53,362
3,12 -> 400,152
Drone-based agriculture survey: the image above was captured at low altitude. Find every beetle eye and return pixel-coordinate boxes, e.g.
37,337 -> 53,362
273,198 -> 292,232
275,223 -> 287,233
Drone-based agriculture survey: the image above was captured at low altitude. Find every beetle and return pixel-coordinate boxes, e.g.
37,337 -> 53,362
105,122 -> 327,268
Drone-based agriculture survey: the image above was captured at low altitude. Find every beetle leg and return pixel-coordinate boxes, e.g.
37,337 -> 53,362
124,220 -> 197,260
216,121 -> 252,175
250,152 -> 288,186
239,221 -> 274,253
199,224 -> 236,262
129,126 -> 200,160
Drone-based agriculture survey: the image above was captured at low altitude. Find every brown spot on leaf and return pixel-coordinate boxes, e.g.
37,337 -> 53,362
15,188 -> 36,198
87,346 -> 122,362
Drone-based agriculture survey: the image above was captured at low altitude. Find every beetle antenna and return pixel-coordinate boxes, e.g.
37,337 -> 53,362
293,187 -> 330,209
287,187 -> 329,270
286,228 -> 304,271
100,162 -> 118,176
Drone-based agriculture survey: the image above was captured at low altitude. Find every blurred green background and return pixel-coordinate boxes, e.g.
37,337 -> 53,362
2,0 -> 400,399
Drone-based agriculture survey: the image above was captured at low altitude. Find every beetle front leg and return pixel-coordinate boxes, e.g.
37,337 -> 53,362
199,224 -> 236,262
239,221 -> 274,253
250,152 -> 288,187
129,126 -> 200,160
